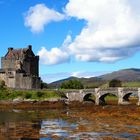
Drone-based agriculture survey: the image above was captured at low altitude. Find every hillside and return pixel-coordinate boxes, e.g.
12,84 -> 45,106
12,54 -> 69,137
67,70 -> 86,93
48,76 -> 103,88
99,68 -> 140,81
48,68 -> 140,88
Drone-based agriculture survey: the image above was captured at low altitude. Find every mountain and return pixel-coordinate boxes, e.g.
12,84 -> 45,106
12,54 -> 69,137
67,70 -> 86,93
48,76 -> 102,88
99,68 -> 140,81
48,68 -> 140,88
49,76 -> 78,88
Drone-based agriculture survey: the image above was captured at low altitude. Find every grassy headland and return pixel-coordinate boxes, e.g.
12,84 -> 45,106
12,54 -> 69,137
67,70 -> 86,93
0,88 -> 62,101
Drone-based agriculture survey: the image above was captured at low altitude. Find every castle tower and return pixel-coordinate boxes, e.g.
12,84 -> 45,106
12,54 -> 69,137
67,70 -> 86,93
0,45 -> 41,89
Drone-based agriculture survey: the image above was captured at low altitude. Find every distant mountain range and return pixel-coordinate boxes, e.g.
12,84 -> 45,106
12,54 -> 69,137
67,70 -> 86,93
48,68 -> 140,88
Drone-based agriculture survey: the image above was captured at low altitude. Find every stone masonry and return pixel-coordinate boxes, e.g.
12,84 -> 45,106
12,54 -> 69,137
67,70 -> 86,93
63,87 -> 140,105
0,45 -> 41,89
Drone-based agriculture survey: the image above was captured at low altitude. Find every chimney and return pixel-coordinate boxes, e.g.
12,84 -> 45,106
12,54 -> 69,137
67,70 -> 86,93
28,45 -> 32,50
8,47 -> 13,52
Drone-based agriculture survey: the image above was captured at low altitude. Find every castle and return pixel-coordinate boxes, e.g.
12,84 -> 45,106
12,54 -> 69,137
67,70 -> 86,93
0,45 -> 41,89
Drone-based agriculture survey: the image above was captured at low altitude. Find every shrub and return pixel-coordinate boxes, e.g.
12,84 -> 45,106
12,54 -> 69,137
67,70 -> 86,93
60,80 -> 84,89
0,80 -> 5,89
41,82 -> 48,89
109,79 -> 122,87
36,91 -> 44,98
25,92 -> 32,99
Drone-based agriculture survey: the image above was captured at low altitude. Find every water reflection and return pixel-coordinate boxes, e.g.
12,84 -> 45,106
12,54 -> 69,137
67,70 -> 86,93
40,119 -> 77,138
0,109 -> 140,140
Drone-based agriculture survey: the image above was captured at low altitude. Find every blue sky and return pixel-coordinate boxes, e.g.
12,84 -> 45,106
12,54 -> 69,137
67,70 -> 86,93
0,0 -> 140,83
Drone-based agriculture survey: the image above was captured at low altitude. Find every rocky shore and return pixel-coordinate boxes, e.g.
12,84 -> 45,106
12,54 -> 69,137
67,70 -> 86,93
0,98 -> 66,109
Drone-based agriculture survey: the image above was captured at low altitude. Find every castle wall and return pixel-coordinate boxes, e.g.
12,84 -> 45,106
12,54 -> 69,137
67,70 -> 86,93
22,56 -> 39,76
0,72 -> 41,89
15,73 -> 41,89
7,77 -> 16,88
0,73 -> 6,83
0,46 -> 41,89
1,57 -> 16,69
30,56 -> 39,76
15,74 -> 32,89
31,76 -> 41,89
0,74 -> 16,88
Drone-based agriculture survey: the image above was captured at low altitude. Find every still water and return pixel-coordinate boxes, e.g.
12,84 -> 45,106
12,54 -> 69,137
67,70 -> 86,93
0,108 -> 140,140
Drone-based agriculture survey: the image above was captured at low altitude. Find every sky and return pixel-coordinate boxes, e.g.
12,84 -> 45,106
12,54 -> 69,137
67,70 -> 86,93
0,0 -> 140,83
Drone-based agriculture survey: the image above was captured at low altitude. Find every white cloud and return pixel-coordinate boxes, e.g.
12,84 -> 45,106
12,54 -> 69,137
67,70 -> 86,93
37,47 -> 70,65
71,71 -> 94,78
71,71 -> 105,78
65,0 -> 140,62
24,4 -> 65,33
28,0 -> 140,64
37,35 -> 71,65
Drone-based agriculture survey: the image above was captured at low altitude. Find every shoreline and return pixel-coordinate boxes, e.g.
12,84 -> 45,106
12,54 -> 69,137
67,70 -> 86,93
0,100 -> 66,109
0,99 -> 139,109
0,101 -> 140,139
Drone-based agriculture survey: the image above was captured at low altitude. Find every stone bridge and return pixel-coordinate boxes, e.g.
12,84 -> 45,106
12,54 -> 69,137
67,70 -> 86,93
62,88 -> 140,105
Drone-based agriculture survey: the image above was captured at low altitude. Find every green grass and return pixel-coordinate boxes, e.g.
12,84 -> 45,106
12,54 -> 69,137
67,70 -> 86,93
0,89 -> 62,100
105,95 -> 118,101
98,81 -> 140,88
122,82 -> 140,87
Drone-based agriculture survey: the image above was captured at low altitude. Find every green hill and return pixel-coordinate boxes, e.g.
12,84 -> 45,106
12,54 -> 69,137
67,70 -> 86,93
48,68 -> 140,88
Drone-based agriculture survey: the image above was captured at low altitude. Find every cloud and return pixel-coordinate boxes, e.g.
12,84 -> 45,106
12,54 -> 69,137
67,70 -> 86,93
71,71 -> 107,78
28,0 -> 140,64
37,35 -> 71,65
24,4 -> 65,33
37,47 -> 70,65
65,0 -> 140,62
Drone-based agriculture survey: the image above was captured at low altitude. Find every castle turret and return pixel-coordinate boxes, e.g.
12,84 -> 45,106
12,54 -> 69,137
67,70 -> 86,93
0,45 -> 41,89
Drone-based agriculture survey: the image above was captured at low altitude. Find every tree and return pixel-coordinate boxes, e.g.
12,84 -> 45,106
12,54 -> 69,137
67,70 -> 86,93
109,79 -> 122,87
41,82 -> 48,89
60,80 -> 84,89
0,80 -> 5,89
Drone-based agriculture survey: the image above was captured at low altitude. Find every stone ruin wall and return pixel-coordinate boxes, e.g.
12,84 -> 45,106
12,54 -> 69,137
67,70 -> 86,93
1,57 -> 16,69
15,73 -> 41,89
0,46 -> 41,89
0,73 -> 6,81
22,56 -> 39,76
0,72 -> 41,89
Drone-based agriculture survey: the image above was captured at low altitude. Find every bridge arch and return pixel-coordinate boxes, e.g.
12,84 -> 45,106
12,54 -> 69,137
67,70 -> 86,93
122,92 -> 138,104
123,93 -> 132,101
98,92 -> 118,105
83,93 -> 95,103
62,88 -> 140,105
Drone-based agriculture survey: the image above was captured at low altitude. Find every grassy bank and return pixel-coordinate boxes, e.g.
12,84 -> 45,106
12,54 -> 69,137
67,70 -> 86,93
99,81 -> 140,88
122,82 -> 140,87
0,88 -> 62,101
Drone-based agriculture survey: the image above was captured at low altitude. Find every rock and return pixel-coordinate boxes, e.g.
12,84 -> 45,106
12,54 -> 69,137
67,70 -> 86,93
0,100 -> 12,104
13,97 -> 23,103
120,101 -> 131,105
137,102 -> 140,106
24,99 -> 35,102
46,98 -> 60,102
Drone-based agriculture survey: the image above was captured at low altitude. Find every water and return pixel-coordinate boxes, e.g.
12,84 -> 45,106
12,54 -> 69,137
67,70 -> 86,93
0,108 -> 140,140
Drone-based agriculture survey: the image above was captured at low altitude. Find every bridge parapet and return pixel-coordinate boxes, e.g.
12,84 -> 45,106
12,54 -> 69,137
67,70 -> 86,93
61,87 -> 140,105
98,88 -> 118,97
61,89 -> 81,93
82,89 -> 95,93
100,87 -> 118,90
122,87 -> 138,92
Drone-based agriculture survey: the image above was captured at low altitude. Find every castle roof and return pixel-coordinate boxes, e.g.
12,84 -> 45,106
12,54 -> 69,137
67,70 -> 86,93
5,45 -> 35,59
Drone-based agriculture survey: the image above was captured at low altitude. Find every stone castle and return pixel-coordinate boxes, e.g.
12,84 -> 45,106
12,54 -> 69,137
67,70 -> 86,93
0,45 -> 41,89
